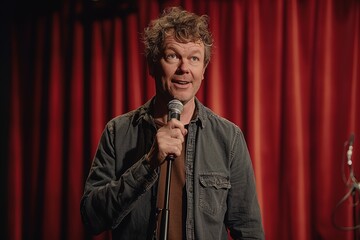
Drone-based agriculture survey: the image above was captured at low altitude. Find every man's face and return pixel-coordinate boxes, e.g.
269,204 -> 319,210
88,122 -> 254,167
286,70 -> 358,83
155,35 -> 206,104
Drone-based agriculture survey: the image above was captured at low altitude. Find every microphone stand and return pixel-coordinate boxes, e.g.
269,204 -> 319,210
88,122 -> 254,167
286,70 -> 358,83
347,143 -> 358,240
352,184 -> 357,240
159,155 -> 174,240
332,134 -> 360,238
159,99 -> 183,240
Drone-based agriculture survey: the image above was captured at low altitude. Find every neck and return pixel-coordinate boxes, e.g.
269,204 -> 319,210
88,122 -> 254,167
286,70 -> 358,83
179,99 -> 196,124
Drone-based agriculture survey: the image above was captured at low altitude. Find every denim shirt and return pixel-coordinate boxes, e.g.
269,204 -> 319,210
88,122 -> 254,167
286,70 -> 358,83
80,97 -> 264,239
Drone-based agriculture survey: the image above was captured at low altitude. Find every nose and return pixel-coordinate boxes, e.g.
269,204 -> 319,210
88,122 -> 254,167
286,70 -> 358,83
177,59 -> 189,74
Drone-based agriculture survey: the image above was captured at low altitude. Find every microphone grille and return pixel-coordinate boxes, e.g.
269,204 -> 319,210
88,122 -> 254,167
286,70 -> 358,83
167,99 -> 183,114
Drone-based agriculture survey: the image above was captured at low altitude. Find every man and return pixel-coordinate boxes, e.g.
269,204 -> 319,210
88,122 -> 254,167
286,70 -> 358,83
80,6 -> 264,240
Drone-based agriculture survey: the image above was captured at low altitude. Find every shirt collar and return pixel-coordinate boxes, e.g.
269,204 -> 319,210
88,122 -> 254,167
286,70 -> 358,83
133,96 -> 206,128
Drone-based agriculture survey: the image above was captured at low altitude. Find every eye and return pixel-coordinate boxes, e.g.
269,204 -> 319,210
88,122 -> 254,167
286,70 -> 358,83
165,53 -> 179,62
190,56 -> 200,62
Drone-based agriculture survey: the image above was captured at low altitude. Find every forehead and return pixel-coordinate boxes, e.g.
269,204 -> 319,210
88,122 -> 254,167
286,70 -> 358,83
163,35 -> 205,53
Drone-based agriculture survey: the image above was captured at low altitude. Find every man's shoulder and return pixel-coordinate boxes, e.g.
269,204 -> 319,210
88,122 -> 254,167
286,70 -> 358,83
199,103 -> 241,132
105,101 -> 152,132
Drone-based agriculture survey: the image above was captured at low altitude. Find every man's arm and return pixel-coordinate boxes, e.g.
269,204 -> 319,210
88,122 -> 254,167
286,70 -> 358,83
80,124 -> 158,235
226,129 -> 265,239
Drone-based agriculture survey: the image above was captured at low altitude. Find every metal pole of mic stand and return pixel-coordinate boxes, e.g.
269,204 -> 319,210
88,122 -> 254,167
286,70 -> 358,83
159,155 -> 174,240
349,172 -> 359,240
347,138 -> 357,240
352,184 -> 357,240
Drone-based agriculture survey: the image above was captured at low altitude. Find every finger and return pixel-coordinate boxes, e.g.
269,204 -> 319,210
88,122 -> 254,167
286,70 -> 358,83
166,119 -> 187,136
157,139 -> 182,160
170,128 -> 185,142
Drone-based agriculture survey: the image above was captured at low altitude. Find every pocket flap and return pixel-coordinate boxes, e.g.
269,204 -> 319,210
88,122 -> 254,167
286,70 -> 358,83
199,174 -> 231,189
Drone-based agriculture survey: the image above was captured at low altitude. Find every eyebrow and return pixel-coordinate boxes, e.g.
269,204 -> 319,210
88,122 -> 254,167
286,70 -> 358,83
188,49 -> 202,55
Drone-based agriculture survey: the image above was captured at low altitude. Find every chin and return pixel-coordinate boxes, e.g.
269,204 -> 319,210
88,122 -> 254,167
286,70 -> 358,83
169,91 -> 195,103
175,96 -> 194,105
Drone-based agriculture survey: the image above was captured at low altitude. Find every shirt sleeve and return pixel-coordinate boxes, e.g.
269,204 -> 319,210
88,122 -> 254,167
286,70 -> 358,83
226,129 -> 265,240
80,123 -> 158,235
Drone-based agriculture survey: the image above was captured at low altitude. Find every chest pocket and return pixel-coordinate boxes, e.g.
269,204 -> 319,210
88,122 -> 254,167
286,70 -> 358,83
199,173 -> 231,216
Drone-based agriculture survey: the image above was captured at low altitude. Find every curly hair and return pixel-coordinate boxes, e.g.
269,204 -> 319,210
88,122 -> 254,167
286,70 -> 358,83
143,7 -> 213,74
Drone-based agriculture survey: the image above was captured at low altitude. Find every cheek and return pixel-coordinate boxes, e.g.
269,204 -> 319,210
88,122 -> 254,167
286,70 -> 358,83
193,76 -> 203,91
159,63 -> 176,79
196,68 -> 206,81
155,64 -> 171,82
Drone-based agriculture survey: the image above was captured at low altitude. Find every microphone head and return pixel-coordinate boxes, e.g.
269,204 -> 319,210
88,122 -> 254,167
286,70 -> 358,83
347,133 -> 355,163
167,99 -> 183,120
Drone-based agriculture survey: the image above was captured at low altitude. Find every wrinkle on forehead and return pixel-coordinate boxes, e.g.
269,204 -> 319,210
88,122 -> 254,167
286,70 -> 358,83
163,35 -> 205,52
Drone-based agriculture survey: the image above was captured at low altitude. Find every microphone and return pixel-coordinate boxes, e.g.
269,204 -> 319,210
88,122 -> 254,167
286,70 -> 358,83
167,99 -> 183,121
166,99 -> 184,161
347,133 -> 355,166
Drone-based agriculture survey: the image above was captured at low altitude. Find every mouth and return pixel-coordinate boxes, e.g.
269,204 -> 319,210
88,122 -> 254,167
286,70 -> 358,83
172,79 -> 190,85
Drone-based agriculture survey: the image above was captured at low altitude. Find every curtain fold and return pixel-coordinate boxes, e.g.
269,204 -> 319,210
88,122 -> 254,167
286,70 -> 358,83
3,0 -> 360,239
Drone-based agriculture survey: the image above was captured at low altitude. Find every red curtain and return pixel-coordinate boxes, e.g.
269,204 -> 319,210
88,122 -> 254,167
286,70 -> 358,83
3,0 -> 360,239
